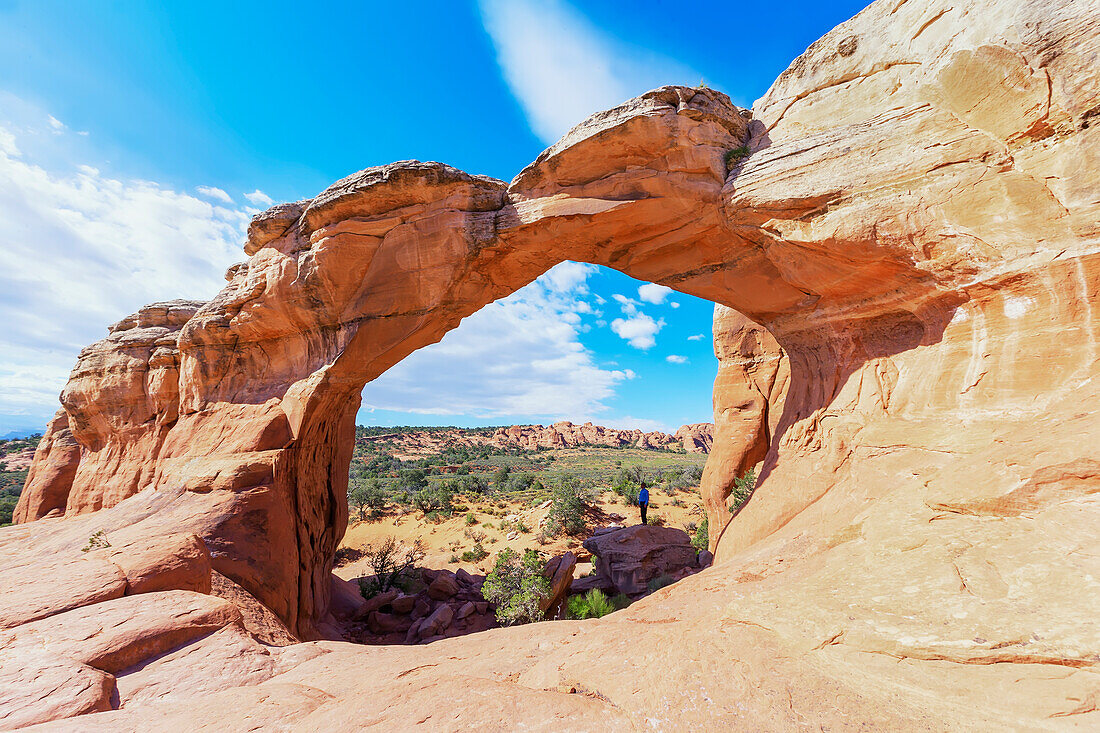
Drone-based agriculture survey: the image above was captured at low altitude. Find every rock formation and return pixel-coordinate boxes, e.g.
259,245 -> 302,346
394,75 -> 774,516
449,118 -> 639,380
358,421 -> 715,456
5,0 -> 1100,727
582,526 -> 701,597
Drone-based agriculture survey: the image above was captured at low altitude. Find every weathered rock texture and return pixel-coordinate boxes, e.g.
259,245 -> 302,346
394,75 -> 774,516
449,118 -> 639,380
582,526 -> 700,596
7,0 -> 1100,727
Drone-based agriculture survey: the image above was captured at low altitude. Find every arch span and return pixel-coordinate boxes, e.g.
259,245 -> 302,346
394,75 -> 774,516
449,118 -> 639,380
16,10 -> 1100,647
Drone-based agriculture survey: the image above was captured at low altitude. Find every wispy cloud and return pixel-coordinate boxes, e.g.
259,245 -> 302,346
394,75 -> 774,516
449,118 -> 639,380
0,99 -> 249,432
244,189 -> 274,206
477,0 -> 699,143
666,354 -> 688,364
360,262 -> 632,420
687,333 -> 706,341
196,185 -> 234,204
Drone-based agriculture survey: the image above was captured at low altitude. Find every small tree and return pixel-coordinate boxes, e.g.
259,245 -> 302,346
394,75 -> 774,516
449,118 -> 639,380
728,468 -> 756,514
348,477 -> 386,521
482,548 -> 551,625
544,474 -> 589,537
359,536 -> 425,598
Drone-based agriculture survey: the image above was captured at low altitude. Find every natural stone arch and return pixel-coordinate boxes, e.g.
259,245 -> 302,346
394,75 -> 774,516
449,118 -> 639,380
5,1 -> 1100,726
16,86 -> 931,637
15,0 -> 1100,649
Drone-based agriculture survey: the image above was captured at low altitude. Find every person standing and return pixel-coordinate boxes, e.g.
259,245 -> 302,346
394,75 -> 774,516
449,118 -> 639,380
638,481 -> 649,525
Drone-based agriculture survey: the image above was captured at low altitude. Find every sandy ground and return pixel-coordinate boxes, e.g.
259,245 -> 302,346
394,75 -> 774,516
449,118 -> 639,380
334,485 -> 705,582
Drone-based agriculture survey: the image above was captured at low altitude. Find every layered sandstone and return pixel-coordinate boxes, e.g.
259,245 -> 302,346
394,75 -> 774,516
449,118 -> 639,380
6,0 -> 1100,728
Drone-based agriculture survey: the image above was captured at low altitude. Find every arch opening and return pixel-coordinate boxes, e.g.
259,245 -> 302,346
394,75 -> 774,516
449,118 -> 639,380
15,85 -> 967,640
329,261 -> 763,643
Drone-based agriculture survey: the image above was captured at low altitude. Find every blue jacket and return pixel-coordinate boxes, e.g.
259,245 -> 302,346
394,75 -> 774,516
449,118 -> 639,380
638,488 -> 649,504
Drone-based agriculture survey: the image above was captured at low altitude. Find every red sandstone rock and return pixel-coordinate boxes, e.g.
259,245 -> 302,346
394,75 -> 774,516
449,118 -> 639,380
582,526 -> 698,596
539,552 -> 576,617
104,532 -> 212,596
426,572 -> 460,600
0,590 -> 241,674
0,556 -> 127,630
4,0 -> 1100,727
0,647 -> 115,729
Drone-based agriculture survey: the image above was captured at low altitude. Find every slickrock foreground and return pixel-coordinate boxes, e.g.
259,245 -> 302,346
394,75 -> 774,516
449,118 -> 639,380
5,0 -> 1099,728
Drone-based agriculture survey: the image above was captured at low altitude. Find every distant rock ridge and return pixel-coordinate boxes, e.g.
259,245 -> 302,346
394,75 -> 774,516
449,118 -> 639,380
359,421 -> 715,455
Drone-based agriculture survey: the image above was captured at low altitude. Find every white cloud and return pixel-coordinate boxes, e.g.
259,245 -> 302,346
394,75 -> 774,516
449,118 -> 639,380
244,189 -> 274,206
360,262 -> 631,421
638,282 -> 672,304
666,354 -> 688,364
610,313 -> 665,350
477,0 -> 700,143
196,185 -> 234,204
687,333 -> 706,341
47,115 -> 65,134
0,109 -> 250,432
612,293 -> 639,316
670,301 -> 680,309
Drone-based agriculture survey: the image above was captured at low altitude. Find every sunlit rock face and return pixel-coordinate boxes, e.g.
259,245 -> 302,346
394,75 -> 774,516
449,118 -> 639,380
8,0 -> 1100,727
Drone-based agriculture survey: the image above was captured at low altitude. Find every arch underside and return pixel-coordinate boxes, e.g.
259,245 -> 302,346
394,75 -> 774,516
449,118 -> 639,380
7,1 -> 1100,726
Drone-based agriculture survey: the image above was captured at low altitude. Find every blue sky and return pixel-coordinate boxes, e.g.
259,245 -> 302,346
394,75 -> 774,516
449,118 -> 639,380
0,0 -> 867,435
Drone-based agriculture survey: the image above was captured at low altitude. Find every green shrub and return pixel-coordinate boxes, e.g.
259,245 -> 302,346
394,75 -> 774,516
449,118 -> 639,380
612,466 -> 645,506
81,530 -> 111,553
482,548 -> 550,625
728,468 -> 756,514
691,517 -> 709,552
725,145 -> 750,167
414,483 -> 454,515
566,589 -> 616,619
465,511 -> 477,526
611,593 -> 632,610
461,543 -> 489,563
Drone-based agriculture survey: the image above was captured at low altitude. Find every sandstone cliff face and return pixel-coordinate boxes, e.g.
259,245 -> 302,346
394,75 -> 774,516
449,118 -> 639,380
7,0 -> 1100,728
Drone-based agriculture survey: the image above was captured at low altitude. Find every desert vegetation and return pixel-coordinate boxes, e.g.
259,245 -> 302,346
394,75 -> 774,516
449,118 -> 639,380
0,434 -> 41,525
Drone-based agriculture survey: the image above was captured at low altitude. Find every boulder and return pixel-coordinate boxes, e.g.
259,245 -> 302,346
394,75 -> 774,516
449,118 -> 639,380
417,604 -> 453,640
411,597 -> 431,620
427,572 -> 460,600
539,552 -> 577,617
390,594 -> 416,615
329,575 -> 368,621
582,526 -> 697,596
456,601 -> 476,620
366,611 -> 402,635
356,589 -> 398,618
696,551 -> 714,568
